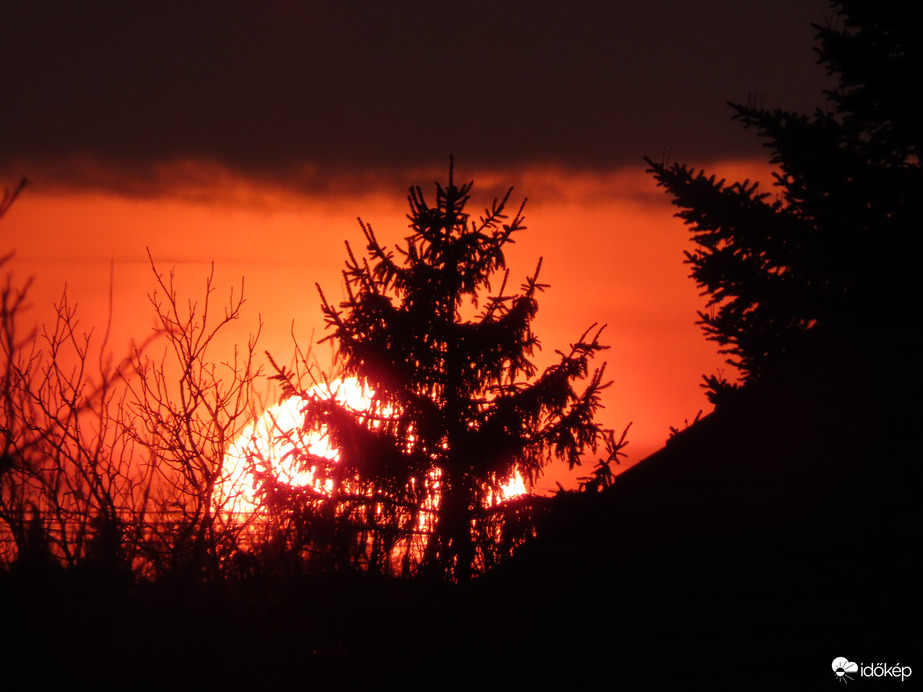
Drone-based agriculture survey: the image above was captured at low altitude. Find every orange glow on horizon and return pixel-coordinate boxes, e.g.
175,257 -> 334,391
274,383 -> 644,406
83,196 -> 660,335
1,160 -> 775,488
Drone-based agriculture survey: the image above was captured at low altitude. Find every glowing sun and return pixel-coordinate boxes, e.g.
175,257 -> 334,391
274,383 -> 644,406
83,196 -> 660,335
221,377 -> 526,520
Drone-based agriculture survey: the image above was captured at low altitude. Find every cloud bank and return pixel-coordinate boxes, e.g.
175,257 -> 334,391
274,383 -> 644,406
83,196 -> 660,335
2,0 -> 830,195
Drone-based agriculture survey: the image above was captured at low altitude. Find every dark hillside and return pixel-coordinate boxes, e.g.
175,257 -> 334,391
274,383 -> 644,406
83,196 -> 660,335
364,338 -> 920,688
2,340 -> 916,690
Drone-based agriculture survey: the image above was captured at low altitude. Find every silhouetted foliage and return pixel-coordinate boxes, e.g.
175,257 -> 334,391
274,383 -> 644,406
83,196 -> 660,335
122,253 -> 263,581
667,410 -> 702,442
262,162 -> 621,580
578,424 -> 630,493
1,179 -> 139,573
0,187 -> 262,582
647,0 -> 922,388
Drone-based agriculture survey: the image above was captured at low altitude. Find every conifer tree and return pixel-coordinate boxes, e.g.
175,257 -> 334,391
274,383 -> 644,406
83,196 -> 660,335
263,163 -> 618,580
646,0 -> 922,390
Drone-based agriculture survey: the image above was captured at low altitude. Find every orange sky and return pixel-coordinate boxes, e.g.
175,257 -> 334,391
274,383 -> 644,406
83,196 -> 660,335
1,161 -> 773,491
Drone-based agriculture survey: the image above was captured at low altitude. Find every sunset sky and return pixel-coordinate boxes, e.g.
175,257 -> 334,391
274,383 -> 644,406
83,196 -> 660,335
1,0 -> 833,490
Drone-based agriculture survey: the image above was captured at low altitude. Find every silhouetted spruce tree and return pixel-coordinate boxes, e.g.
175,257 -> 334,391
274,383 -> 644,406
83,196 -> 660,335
647,0 -> 922,392
265,163 -> 617,581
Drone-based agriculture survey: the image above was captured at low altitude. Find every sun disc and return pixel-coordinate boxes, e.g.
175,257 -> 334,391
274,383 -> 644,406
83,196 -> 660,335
221,377 -> 527,520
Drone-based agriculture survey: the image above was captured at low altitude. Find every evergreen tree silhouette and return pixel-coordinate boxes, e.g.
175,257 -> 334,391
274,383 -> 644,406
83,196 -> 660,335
264,162 -> 617,580
646,0 -> 922,391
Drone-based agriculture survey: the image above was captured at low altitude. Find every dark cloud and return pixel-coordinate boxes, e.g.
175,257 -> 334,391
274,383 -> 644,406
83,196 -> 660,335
1,0 -> 832,193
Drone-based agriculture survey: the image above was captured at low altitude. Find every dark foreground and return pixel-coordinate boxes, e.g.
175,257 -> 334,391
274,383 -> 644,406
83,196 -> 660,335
3,344 -> 919,690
